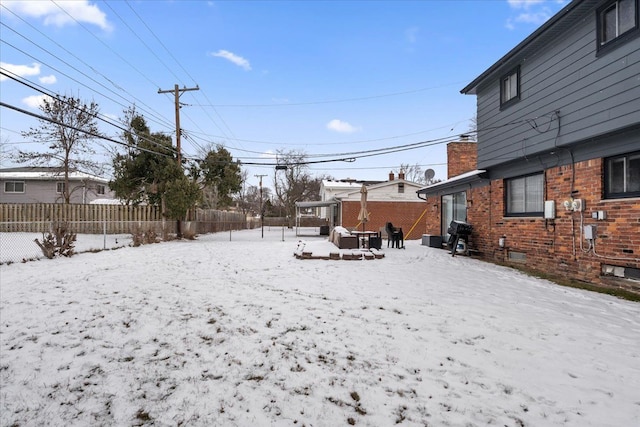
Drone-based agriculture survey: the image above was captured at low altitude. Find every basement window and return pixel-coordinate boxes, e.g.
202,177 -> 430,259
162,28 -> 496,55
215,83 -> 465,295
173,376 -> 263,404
602,264 -> 640,281
508,251 -> 527,263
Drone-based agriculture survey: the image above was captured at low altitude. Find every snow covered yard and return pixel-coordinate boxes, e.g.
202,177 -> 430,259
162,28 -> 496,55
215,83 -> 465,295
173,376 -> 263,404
1,227 -> 639,426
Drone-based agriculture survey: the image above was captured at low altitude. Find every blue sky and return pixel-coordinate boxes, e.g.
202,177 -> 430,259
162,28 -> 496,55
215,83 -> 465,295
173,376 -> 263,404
0,0 -> 568,189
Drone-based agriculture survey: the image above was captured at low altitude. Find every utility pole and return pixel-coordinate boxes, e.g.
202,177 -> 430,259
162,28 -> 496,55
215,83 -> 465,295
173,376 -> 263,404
255,174 -> 267,238
158,84 -> 199,166
158,84 -> 199,238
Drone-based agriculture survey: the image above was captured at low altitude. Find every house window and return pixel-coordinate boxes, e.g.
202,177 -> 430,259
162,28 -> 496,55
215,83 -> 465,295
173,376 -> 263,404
4,181 -> 25,193
398,183 -> 405,193
56,182 -> 65,194
597,0 -> 638,52
97,184 -> 106,195
505,173 -> 544,216
605,151 -> 640,198
500,66 -> 520,108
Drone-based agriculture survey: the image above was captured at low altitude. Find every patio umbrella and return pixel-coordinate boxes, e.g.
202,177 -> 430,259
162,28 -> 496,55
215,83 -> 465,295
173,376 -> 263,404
357,184 -> 369,232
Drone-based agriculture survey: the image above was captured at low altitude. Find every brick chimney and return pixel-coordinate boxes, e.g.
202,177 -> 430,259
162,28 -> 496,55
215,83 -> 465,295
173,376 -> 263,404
398,170 -> 405,180
389,171 -> 395,181
447,135 -> 477,179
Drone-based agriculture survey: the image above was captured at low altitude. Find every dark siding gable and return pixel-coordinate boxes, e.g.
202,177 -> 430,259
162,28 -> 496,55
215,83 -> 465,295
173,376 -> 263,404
474,1 -> 640,171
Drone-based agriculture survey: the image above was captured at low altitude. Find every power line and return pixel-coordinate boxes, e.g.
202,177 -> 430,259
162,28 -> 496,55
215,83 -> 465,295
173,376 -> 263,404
0,101 -> 174,159
0,28 -> 174,131
121,0 -> 239,151
0,69 -> 179,156
48,0 -> 177,109
192,81 -> 468,108
0,5 -> 175,130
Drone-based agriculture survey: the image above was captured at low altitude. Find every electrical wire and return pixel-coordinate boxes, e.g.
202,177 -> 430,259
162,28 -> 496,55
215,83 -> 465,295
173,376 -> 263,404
0,101 -> 174,159
193,81 -> 468,108
121,0 -> 239,152
1,69 -> 179,156
0,36 -> 174,132
0,7 -> 176,131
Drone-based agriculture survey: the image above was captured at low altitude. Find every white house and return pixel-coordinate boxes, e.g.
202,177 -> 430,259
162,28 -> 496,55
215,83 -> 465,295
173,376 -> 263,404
0,167 -> 115,204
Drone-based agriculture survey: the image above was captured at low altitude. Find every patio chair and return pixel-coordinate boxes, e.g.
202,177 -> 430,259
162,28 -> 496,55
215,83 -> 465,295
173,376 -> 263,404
385,222 -> 404,249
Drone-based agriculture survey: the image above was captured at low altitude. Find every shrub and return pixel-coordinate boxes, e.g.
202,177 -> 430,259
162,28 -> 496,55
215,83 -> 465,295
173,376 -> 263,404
34,222 -> 76,259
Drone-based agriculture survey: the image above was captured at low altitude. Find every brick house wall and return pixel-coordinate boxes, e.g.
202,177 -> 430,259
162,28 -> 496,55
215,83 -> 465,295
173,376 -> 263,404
341,200 -> 427,240
446,140 -> 478,179
422,158 -> 640,291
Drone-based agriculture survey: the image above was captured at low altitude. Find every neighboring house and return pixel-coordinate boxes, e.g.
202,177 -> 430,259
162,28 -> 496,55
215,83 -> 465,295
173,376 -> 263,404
318,179 -> 380,227
0,167 -> 115,204
334,172 -> 426,238
418,0 -> 639,291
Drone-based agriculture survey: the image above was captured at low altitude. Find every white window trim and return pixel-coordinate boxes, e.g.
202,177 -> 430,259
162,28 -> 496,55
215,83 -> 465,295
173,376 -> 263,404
4,181 -> 25,193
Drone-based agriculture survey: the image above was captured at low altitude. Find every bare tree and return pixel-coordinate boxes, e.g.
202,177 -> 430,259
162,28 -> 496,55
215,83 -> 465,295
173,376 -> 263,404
19,95 -> 102,203
273,150 -> 320,226
467,114 -> 478,141
397,163 -> 425,184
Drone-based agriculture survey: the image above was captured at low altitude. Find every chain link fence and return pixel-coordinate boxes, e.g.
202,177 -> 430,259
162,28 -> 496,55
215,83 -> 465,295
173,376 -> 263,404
0,206 -> 260,264
0,221 -> 179,265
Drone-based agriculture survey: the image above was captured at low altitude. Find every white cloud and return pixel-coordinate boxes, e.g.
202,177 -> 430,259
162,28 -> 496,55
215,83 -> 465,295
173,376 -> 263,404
505,0 -> 563,29
22,94 -> 52,109
0,62 -> 41,82
1,0 -> 111,31
39,74 -> 57,85
326,119 -> 361,134
209,50 -> 252,71
405,26 -> 419,44
507,0 -> 545,9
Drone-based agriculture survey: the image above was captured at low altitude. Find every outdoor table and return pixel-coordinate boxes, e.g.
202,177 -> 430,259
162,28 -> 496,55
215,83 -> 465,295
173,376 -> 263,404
351,231 -> 380,249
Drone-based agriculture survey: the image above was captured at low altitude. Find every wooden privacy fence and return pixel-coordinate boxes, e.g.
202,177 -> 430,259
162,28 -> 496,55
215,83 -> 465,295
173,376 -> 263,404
195,208 -> 255,234
0,203 -> 163,233
0,203 -> 250,234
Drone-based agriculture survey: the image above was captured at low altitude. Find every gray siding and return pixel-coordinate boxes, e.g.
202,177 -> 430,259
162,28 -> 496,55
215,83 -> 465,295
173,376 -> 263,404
0,179 -> 113,204
475,2 -> 640,174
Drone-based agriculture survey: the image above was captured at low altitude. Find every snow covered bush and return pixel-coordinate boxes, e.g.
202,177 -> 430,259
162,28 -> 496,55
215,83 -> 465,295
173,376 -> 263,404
33,222 -> 76,259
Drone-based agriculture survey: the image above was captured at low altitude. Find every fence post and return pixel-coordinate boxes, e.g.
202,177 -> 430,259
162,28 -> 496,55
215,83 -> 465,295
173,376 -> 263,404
103,220 -> 107,250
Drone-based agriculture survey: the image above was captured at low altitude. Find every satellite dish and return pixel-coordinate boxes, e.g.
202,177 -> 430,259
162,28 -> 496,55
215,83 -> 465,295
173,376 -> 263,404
425,169 -> 435,183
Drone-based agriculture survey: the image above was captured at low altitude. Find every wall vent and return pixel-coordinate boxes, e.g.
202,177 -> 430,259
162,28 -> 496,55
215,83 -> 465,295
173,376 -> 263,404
508,251 -> 527,262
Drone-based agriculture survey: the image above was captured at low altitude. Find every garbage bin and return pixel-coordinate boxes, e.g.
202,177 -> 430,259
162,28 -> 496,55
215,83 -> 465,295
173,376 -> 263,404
319,225 -> 330,236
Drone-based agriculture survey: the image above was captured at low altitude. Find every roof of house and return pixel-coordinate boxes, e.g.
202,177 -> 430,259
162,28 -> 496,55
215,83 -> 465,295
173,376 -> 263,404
0,167 -> 109,183
461,0 -> 598,95
334,179 -> 424,201
416,170 -> 488,197
321,179 -> 383,191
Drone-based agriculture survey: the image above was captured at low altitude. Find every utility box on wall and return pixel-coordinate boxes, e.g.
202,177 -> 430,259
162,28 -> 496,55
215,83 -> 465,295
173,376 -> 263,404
422,234 -> 442,248
544,200 -> 555,219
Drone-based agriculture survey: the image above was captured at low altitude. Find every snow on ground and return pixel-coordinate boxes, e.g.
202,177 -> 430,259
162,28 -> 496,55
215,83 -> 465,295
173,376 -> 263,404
1,226 -> 639,426
1,232 -> 131,264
